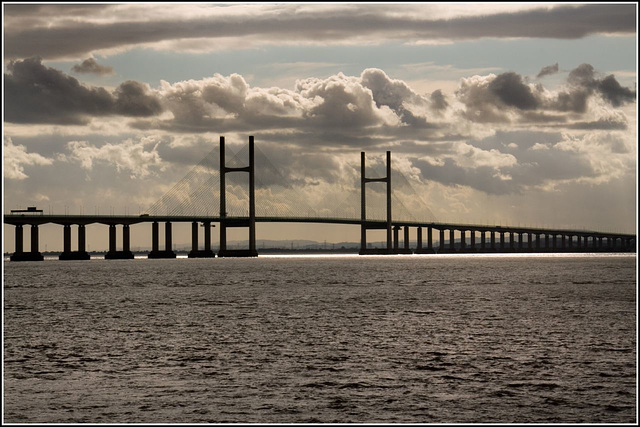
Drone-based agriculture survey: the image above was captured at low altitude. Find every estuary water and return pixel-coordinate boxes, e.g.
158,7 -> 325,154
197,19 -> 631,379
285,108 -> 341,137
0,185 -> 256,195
3,254 -> 637,423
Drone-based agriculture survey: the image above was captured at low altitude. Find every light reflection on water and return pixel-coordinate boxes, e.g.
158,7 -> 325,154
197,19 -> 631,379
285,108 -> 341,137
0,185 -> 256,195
3,254 -> 637,423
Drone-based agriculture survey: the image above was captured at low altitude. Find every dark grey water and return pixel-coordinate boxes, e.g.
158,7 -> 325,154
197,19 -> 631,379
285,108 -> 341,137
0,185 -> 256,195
3,254 -> 637,423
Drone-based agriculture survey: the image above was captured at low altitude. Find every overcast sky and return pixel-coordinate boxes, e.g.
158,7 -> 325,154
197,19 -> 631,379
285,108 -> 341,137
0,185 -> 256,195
3,2 -> 637,251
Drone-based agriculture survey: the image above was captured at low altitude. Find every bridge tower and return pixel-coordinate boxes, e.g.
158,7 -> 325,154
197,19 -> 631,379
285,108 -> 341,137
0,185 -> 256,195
359,151 -> 392,254
218,135 -> 258,257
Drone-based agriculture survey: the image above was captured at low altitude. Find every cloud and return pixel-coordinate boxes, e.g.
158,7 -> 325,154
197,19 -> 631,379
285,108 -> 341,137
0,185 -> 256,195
4,136 -> 54,180
487,72 -> 539,110
597,74 -> 636,107
66,137 -> 163,178
4,4 -> 635,60
429,90 -> 449,112
456,65 -> 635,124
4,57 -> 114,124
4,58 -> 164,124
536,63 -> 559,78
71,57 -> 114,75
114,80 -> 163,116
566,63 -> 636,107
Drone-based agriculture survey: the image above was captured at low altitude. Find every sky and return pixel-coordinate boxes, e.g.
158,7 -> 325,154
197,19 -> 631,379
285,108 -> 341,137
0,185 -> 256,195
2,2 -> 638,252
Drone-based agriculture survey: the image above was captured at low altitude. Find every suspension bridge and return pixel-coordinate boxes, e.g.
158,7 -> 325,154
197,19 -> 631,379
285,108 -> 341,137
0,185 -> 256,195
4,136 -> 636,261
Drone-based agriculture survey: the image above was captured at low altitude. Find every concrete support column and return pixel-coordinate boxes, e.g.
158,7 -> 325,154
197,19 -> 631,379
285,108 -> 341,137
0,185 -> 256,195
192,222 -> 199,252
561,235 -> 566,250
165,222 -> 172,252
11,224 -> 43,261
15,225 -> 24,253
123,225 -> 130,253
204,222 -> 211,251
460,230 -> 466,250
598,236 -> 603,249
152,222 -> 159,252
249,136 -> 256,255
500,232 -> 505,250
416,227 -> 422,250
78,225 -> 86,253
404,226 -> 410,251
450,229 -> 455,251
480,231 -> 485,250
528,233 -> 533,251
470,231 -> 476,251
439,229 -> 445,250
393,226 -> 400,251
545,234 -> 550,250
576,235 -> 582,250
427,226 -> 433,250
63,224 -> 72,253
552,235 -> 557,251
109,224 -> 116,252
568,235 -> 573,250
536,234 -> 541,250
491,231 -> 496,250
509,232 -> 514,250
518,233 -> 523,251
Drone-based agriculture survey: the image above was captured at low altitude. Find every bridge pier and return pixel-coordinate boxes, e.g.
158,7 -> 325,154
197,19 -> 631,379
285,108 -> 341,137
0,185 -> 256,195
499,232 -> 505,251
188,221 -> 215,258
460,229 -> 466,251
470,230 -> 476,252
148,221 -> 176,258
404,226 -> 410,253
450,229 -> 455,252
59,224 -> 90,260
10,224 -> 44,261
416,226 -> 422,251
393,225 -> 399,252
439,229 -> 445,252
490,231 -> 496,251
106,224 -> 134,259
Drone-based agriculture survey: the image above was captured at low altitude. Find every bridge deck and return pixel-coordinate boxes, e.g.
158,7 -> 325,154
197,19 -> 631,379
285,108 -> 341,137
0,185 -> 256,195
3,214 -> 635,238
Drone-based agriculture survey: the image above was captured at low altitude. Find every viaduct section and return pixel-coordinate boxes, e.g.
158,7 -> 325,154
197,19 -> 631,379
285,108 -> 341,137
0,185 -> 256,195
4,137 -> 637,261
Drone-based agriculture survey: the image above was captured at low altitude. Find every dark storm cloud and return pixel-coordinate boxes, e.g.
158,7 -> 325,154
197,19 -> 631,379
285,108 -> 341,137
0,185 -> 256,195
4,58 -> 163,124
597,75 -> 636,107
429,90 -> 448,112
72,58 -> 114,75
4,4 -> 635,60
114,81 -> 163,117
536,63 -> 559,78
4,57 -> 114,125
566,63 -> 636,107
488,72 -> 539,110
458,65 -> 635,124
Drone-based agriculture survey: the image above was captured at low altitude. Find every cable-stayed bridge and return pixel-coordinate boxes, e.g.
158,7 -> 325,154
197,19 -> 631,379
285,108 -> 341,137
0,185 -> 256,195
4,136 -> 636,261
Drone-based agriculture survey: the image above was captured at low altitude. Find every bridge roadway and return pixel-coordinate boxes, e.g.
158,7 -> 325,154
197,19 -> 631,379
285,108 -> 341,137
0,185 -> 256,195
4,213 -> 636,261
2,214 -> 635,239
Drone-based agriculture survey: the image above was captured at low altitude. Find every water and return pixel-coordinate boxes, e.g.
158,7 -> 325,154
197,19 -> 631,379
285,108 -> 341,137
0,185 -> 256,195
3,254 -> 636,423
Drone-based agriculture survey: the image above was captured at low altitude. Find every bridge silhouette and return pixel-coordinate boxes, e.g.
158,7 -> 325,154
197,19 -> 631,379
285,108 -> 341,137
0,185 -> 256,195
5,136 -> 636,261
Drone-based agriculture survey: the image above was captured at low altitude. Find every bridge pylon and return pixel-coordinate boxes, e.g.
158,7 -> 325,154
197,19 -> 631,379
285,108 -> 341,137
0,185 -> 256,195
218,135 -> 258,257
359,151 -> 393,254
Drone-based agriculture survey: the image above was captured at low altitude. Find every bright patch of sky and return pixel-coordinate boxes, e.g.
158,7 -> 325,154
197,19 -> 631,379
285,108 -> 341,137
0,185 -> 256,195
48,34 -> 636,91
